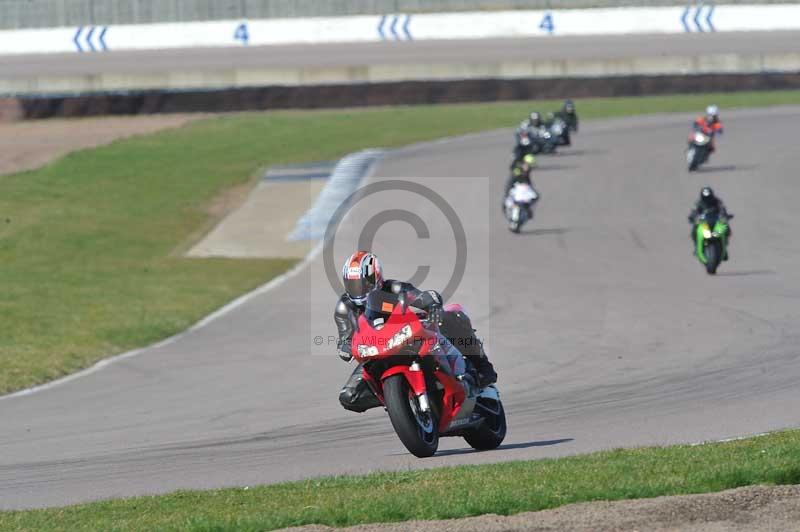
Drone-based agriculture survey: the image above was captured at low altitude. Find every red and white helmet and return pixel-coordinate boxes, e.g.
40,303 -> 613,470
342,251 -> 383,304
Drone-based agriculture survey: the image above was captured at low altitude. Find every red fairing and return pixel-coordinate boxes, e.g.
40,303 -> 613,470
434,369 -> 466,431
350,299 -> 471,433
381,365 -> 426,395
350,303 -> 435,363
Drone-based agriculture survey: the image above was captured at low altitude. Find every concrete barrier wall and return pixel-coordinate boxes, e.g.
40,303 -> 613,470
5,52 -> 800,96
4,71 -> 800,121
0,0 -> 793,30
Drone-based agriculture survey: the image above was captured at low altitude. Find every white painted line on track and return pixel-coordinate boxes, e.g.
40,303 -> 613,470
289,149 -> 385,241
0,246 -> 321,402
691,431 -> 774,446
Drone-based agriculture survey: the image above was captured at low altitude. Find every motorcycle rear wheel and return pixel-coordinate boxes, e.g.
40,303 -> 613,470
463,398 -> 507,451
384,375 -> 439,457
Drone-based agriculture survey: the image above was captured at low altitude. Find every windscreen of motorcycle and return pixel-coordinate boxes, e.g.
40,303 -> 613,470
700,208 -> 721,227
365,290 -> 401,322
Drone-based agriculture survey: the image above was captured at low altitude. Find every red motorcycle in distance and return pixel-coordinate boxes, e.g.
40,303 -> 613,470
351,291 -> 507,457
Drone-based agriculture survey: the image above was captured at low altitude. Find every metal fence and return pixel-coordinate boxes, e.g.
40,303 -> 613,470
0,0 -> 792,30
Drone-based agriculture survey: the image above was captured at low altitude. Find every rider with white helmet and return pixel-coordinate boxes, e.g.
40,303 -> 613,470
695,105 -> 724,154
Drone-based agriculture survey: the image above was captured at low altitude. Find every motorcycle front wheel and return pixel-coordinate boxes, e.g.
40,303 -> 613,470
383,375 -> 439,457
508,206 -> 521,233
705,239 -> 721,275
687,147 -> 698,171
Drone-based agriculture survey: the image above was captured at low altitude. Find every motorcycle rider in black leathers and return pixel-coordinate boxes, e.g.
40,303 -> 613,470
528,111 -> 543,129
553,99 -> 579,146
335,251 -> 497,413
513,116 -> 537,161
555,100 -> 578,131
513,112 -> 550,159
688,186 -> 732,260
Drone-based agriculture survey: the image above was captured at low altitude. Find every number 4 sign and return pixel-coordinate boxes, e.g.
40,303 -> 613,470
234,22 -> 249,45
539,13 -> 555,34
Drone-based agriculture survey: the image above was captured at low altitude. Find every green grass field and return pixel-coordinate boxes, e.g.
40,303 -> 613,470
3,90 -> 800,394
1,429 -> 798,531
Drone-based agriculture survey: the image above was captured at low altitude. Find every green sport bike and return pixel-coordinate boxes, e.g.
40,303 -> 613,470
692,209 -> 733,275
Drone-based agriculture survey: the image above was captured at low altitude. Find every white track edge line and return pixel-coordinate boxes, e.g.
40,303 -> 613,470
0,243 -> 323,402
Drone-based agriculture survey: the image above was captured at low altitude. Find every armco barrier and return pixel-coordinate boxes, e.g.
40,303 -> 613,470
5,71 -> 800,121
3,4 -> 800,56
0,0 -> 789,31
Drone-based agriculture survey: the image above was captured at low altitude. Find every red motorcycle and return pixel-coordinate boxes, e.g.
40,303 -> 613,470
351,290 -> 506,457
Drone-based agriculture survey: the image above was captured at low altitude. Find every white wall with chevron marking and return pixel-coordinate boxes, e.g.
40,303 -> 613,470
1,4 -> 799,56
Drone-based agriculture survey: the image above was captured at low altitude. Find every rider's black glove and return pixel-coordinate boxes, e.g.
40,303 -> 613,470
687,215 -> 694,224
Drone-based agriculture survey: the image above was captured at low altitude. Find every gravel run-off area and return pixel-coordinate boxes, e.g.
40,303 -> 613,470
0,115 -> 203,176
286,485 -> 800,532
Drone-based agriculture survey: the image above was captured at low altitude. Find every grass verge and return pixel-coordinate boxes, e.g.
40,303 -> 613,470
2,429 -> 799,531
2,89 -> 800,394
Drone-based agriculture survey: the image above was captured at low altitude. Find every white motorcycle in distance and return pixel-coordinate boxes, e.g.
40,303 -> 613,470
687,130 -> 713,172
504,182 -> 539,233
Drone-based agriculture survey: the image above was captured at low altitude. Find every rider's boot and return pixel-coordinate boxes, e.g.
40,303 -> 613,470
474,342 -> 497,388
339,364 -> 381,413
463,333 -> 497,388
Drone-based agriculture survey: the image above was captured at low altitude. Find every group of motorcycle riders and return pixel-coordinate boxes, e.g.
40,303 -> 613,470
332,101 -> 731,414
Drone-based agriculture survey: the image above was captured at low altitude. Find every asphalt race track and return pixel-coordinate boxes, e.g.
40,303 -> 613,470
2,107 -> 800,509
1,31 -> 799,79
